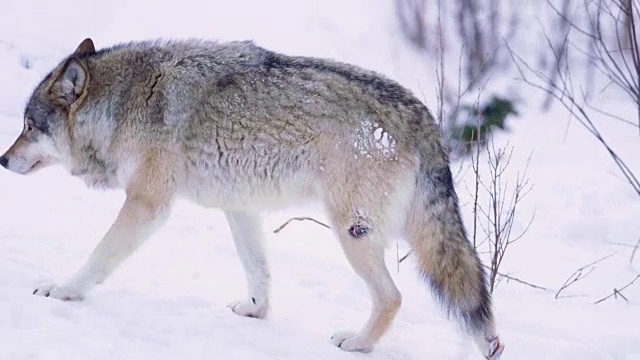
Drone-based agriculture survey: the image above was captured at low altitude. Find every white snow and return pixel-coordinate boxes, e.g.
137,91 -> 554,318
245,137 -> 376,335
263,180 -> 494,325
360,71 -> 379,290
1,1 -> 639,359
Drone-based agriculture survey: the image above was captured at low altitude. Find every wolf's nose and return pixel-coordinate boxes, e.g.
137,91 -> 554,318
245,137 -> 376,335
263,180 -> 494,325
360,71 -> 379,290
0,155 -> 8,169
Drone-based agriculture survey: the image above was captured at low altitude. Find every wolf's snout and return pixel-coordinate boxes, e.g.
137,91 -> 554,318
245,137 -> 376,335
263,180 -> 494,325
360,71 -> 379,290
0,155 -> 8,169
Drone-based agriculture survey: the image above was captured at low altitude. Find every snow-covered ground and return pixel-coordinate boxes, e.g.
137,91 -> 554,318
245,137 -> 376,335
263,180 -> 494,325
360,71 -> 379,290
1,1 -> 639,359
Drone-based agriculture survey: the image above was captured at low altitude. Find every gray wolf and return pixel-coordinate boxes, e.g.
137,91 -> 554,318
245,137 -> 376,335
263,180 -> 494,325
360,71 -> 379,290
0,38 -> 504,359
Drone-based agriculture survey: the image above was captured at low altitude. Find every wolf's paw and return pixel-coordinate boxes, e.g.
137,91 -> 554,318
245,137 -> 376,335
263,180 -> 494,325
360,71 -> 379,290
228,298 -> 268,319
330,331 -> 374,353
32,283 -> 85,301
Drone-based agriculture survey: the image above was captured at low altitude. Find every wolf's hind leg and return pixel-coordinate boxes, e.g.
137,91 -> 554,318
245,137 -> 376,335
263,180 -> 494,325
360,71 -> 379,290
224,211 -> 270,319
324,202 -> 401,353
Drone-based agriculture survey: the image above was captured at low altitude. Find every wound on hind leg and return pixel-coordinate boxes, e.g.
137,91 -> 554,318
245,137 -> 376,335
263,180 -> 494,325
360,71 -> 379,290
348,222 -> 369,238
347,209 -> 372,238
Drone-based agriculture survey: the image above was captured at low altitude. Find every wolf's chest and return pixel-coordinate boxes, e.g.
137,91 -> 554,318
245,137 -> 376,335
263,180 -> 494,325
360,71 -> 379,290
70,145 -> 119,189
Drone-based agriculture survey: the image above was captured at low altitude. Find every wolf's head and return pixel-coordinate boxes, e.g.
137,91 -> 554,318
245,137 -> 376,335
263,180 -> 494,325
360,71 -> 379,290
0,38 -> 95,175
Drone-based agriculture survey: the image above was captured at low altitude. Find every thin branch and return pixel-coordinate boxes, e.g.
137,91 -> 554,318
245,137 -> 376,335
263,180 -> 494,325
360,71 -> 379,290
604,240 -> 640,248
506,40 -> 640,196
594,274 -> 640,304
272,217 -> 331,234
399,251 -> 411,264
481,264 -> 550,292
631,236 -> 640,264
584,95 -> 638,126
555,253 -> 616,299
498,273 -> 549,292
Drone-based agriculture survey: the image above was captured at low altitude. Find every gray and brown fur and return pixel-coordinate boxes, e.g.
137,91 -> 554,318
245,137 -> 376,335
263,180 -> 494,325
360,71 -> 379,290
0,38 -> 504,358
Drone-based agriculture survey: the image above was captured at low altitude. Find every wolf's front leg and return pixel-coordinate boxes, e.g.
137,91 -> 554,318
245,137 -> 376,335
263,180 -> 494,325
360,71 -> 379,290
33,165 -> 174,301
224,211 -> 270,318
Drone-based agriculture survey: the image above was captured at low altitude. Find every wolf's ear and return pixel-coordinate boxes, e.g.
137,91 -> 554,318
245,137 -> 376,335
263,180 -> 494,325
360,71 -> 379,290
49,58 -> 89,109
74,38 -> 95,55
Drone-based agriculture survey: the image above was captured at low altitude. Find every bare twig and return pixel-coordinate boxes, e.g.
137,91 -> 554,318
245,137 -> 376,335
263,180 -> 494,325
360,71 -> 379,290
480,264 -> 550,292
604,240 -> 638,248
631,236 -> 640,264
608,237 -> 640,265
594,274 -> 640,304
506,0 -> 640,209
272,217 -> 331,234
542,0 -> 573,109
507,40 -> 640,197
399,251 -> 412,264
498,273 -> 549,292
555,253 -> 616,299
545,0 -> 640,129
474,137 -> 533,294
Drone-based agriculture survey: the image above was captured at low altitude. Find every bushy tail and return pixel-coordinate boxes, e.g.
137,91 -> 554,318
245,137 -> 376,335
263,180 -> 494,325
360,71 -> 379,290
405,130 -> 496,340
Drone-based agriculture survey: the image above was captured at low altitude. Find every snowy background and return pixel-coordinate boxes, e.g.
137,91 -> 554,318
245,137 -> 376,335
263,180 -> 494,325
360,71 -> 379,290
1,0 -> 639,359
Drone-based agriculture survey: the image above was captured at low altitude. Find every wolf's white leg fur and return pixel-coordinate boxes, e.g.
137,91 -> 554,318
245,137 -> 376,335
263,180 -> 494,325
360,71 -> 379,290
329,230 -> 401,352
33,196 -> 171,300
224,211 -> 270,318
324,206 -> 401,352
33,160 -> 174,301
